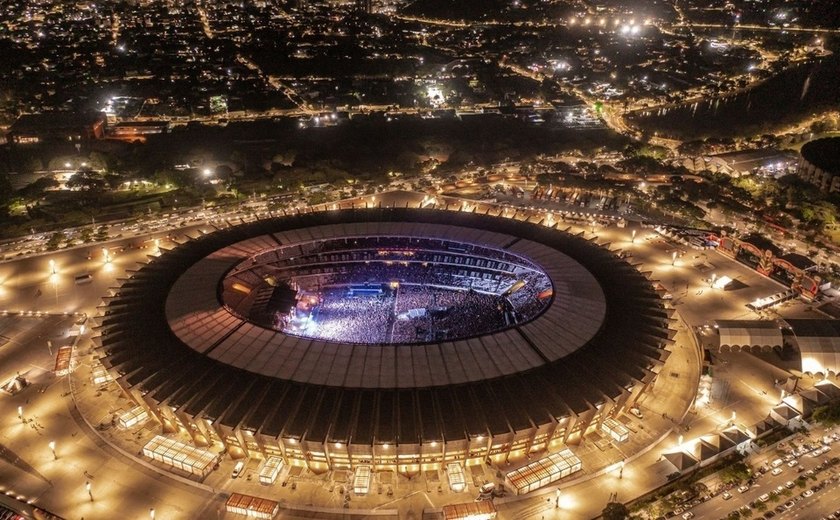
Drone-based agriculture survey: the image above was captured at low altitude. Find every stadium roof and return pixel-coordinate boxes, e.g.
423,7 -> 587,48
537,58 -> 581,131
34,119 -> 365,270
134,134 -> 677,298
801,137 -> 840,173
98,207 -> 673,444
166,221 -> 605,386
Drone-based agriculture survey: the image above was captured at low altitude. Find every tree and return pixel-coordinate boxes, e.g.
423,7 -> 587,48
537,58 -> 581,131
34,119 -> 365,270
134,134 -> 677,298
79,228 -> 93,243
104,173 -> 124,190
812,402 -> 840,427
602,502 -> 630,520
18,177 -> 59,200
66,172 -> 107,192
0,173 -> 12,206
46,232 -> 64,251
720,461 -> 751,484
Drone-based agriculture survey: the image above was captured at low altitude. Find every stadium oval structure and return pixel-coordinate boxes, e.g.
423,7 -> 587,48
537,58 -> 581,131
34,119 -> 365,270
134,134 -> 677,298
97,207 -> 673,473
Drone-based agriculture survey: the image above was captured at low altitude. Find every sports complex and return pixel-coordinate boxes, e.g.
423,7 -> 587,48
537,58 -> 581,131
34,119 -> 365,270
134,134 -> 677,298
96,206 -> 675,482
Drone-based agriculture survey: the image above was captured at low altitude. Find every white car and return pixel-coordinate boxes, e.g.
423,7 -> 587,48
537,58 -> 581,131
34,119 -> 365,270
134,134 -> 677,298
629,407 -> 643,419
231,461 -> 245,478
788,460 -> 799,467
772,467 -> 783,476
803,489 -> 814,497
682,512 -> 694,520
738,485 -> 750,493
722,491 -> 732,500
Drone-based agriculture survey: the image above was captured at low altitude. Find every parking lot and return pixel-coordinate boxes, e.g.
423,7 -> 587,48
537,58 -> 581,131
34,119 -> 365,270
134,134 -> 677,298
652,427 -> 840,520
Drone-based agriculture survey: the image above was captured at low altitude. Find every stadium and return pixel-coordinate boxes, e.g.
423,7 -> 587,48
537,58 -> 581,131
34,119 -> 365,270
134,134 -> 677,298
96,206 -> 674,474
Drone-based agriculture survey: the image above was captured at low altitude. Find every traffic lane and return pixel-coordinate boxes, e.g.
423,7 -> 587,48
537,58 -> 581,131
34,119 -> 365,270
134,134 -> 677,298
787,477 -> 840,518
0,225 -> 213,315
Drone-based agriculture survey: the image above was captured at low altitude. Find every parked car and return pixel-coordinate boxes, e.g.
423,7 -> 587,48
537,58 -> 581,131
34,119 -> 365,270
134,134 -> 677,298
231,461 -> 245,478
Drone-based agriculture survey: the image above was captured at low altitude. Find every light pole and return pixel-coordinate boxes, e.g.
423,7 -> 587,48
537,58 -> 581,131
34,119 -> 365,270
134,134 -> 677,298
150,508 -> 155,519
49,259 -> 56,275
86,481 -> 93,502
49,441 -> 56,460
619,459 -> 625,479
18,406 -> 23,423
555,488 -> 561,508
631,229 -> 636,243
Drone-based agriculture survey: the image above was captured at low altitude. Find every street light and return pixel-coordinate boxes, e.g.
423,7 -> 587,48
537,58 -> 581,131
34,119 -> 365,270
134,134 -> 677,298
86,481 -> 92,502
671,251 -> 678,265
149,508 -> 155,519
49,259 -> 56,274
631,229 -> 636,243
48,441 -> 56,460
18,406 -> 24,423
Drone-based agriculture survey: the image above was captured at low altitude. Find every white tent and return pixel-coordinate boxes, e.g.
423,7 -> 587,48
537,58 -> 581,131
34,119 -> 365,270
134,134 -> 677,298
716,320 -> 782,350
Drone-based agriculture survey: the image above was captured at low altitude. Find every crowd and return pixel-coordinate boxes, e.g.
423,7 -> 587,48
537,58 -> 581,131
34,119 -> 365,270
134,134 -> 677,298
283,288 -> 395,344
270,261 -> 550,344
391,285 -> 507,343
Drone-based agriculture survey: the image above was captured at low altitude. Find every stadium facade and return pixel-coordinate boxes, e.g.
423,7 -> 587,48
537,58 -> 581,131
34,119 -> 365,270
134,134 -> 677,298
96,207 -> 674,473
797,137 -> 840,193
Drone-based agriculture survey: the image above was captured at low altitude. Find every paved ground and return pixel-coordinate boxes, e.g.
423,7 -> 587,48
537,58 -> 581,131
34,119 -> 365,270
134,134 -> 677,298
0,191 -> 830,519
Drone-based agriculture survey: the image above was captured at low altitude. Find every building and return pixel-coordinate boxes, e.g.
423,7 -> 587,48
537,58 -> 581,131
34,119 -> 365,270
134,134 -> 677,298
717,232 -> 822,299
108,120 -> 169,139
96,207 -> 673,475
701,148 -> 798,177
7,112 -> 106,144
797,137 -> 840,193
